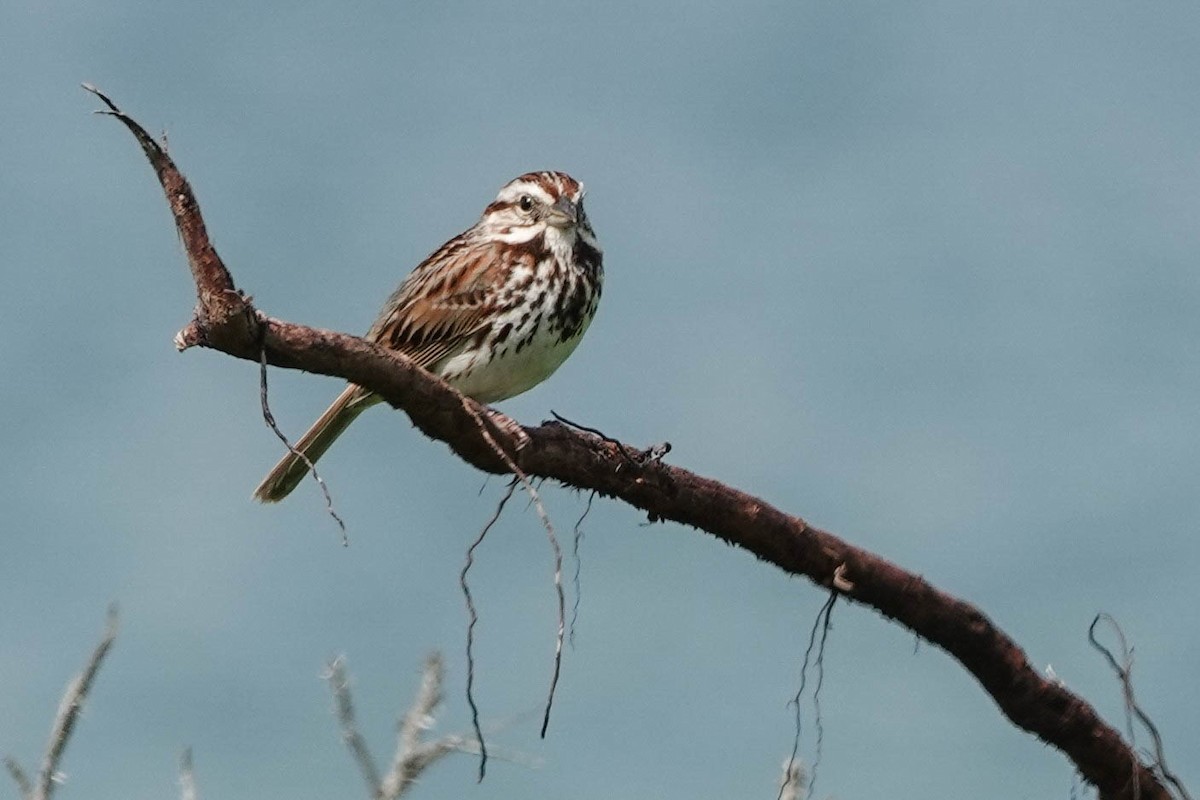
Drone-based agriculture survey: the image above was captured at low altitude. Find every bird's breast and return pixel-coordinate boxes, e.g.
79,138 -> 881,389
437,270 -> 599,403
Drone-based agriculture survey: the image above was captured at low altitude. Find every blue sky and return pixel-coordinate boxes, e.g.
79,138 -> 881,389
2,1 -> 1198,797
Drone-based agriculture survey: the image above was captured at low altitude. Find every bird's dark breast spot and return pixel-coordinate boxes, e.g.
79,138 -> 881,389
469,326 -> 491,350
550,278 -> 597,343
573,239 -> 603,282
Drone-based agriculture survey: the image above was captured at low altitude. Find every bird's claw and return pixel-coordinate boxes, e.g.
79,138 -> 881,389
485,408 -> 531,451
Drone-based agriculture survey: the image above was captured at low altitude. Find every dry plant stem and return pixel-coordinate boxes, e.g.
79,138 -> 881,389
88,85 -> 1173,800
398,653 -> 444,767
384,652 -> 446,796
327,652 -> 478,799
326,656 -> 383,796
178,748 -> 197,800
778,759 -> 807,800
34,606 -> 118,800
5,757 -> 32,800
384,652 -> 448,799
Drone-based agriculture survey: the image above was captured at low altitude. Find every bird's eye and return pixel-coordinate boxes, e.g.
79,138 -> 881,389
518,195 -> 534,213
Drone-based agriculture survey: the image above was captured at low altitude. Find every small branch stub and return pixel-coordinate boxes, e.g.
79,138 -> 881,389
831,564 -> 854,593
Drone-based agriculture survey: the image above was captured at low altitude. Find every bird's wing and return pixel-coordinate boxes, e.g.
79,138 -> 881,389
366,236 -> 530,369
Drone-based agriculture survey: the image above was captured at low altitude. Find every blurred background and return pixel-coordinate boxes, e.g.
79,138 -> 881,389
2,1 -> 1198,797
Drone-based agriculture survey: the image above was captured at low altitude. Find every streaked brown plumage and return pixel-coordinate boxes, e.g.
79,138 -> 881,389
253,171 -> 603,502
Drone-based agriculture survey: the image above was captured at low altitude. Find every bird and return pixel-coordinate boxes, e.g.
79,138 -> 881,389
253,171 -> 603,503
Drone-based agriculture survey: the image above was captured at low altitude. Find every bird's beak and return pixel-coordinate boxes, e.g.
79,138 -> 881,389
545,197 -> 578,228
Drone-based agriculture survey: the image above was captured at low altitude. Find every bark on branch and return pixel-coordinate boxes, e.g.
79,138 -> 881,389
86,85 -> 1174,800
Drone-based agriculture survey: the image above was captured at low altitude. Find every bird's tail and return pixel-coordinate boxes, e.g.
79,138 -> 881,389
252,384 -> 381,503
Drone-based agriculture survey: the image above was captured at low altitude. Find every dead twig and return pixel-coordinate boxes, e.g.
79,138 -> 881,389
461,403 -> 566,743
780,592 -> 837,800
258,334 -> 347,544
807,592 -> 836,799
460,480 -> 517,782
1088,615 -> 1192,800
569,490 -> 595,647
550,411 -> 637,467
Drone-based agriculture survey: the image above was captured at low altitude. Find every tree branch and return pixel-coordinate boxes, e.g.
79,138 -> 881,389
86,84 -> 1175,800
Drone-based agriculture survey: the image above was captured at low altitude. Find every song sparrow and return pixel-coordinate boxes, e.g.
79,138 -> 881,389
253,171 -> 603,502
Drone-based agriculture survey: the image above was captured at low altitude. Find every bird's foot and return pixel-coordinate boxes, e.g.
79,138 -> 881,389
485,407 -> 531,451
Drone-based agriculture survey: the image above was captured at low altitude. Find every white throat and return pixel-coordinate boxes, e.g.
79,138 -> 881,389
544,224 -> 577,260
